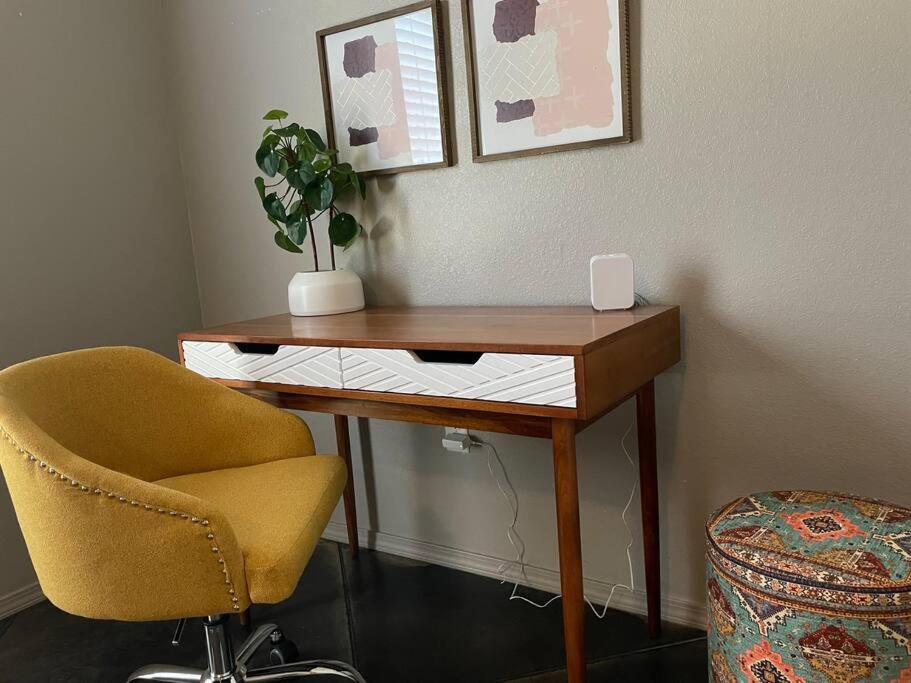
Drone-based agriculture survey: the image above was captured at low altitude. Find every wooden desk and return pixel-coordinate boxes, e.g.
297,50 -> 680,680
178,306 -> 680,683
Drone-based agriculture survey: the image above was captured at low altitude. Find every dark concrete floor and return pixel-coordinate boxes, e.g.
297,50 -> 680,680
0,541 -> 706,682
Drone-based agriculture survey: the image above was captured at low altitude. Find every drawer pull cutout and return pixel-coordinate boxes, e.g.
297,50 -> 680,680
232,343 -> 280,355
409,350 -> 483,365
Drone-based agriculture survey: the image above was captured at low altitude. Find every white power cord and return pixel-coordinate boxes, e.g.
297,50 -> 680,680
472,422 -> 638,618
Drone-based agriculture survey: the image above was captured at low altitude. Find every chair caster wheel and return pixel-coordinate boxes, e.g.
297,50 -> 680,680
269,630 -> 298,665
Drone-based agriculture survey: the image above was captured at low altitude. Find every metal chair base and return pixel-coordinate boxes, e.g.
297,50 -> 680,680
127,616 -> 365,683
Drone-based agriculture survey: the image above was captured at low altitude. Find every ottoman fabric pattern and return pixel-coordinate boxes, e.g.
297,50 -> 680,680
707,491 -> 911,682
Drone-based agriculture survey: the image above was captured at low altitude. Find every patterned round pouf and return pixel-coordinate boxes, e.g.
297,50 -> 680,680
707,491 -> 911,683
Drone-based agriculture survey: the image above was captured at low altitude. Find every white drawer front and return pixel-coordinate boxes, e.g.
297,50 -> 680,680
340,348 -> 576,407
182,341 -> 342,388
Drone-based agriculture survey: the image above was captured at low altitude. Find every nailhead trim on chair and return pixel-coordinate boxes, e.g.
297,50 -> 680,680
0,427 -> 242,613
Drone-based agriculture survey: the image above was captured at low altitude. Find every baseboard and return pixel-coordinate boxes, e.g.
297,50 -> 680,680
0,532 -> 704,627
323,521 -> 706,630
0,582 -> 44,620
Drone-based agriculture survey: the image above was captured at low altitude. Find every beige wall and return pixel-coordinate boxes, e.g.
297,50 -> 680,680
166,0 -> 911,621
0,0 -> 201,601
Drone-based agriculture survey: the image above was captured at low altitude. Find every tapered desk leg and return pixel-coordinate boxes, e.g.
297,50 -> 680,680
334,415 -> 359,557
636,380 -> 661,638
552,418 -> 586,683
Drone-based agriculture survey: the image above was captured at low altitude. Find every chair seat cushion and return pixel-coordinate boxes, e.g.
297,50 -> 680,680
707,490 -> 911,617
156,456 -> 346,604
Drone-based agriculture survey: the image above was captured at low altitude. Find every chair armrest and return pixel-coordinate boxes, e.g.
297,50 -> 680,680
0,413 -> 251,621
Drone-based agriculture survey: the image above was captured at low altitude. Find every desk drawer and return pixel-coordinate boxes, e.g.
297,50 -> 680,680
340,348 -> 576,407
182,341 -> 342,388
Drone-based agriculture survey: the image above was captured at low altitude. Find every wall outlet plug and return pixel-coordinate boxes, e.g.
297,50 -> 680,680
442,427 -> 472,452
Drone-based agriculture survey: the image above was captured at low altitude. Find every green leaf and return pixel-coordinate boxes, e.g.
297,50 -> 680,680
273,123 -> 301,138
286,218 -> 307,245
289,197 -> 314,219
298,143 -> 317,163
328,212 -> 360,248
354,172 -> 367,200
254,176 -> 266,200
263,109 -> 289,121
336,162 -> 353,173
304,176 -> 334,211
295,132 -> 317,162
262,193 -> 287,222
255,142 -> 280,177
329,169 -> 350,191
262,125 -> 274,138
313,156 -> 332,173
304,128 -> 327,152
274,230 -> 303,253
286,160 -> 316,191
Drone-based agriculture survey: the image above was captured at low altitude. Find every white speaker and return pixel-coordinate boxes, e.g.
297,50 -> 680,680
590,254 -> 634,311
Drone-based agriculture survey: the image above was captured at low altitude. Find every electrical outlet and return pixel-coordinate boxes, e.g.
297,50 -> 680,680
442,427 -> 472,452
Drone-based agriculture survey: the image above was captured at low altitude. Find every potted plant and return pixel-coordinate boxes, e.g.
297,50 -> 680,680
254,109 -> 368,316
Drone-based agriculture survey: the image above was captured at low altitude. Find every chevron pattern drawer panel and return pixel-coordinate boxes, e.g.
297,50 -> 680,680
340,348 -> 576,407
182,341 -> 342,388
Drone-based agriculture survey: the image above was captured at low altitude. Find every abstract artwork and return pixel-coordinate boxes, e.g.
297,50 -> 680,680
316,1 -> 452,176
463,0 -> 631,162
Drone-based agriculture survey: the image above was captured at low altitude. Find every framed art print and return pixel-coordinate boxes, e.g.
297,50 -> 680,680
463,0 -> 631,162
316,1 -> 453,176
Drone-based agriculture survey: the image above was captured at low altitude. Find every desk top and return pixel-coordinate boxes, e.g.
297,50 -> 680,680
179,305 -> 679,355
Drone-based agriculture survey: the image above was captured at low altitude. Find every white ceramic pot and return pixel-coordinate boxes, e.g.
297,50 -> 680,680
288,269 -> 365,317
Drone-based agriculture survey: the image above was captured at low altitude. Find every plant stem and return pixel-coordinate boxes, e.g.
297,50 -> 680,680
329,206 -> 337,270
305,205 -> 319,272
283,141 -> 296,163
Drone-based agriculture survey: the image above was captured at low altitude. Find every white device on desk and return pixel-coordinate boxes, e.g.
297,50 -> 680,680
590,253 -> 635,311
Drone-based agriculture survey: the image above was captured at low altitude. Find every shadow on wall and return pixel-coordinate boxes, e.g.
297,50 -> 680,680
665,265 -> 910,603
350,175 -> 410,306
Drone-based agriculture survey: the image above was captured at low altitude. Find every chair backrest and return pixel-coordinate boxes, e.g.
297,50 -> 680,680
0,346 -> 287,481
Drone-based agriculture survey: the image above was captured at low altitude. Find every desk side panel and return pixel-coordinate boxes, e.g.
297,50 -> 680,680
579,307 -> 681,421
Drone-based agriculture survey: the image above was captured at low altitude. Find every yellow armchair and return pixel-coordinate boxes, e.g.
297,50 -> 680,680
0,347 -> 361,682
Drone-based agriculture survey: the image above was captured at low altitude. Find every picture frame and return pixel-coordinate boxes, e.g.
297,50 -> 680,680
316,0 -> 453,177
462,0 -> 632,163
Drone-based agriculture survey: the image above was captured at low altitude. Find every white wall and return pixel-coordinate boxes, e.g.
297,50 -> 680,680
165,0 -> 911,621
0,0 -> 201,607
